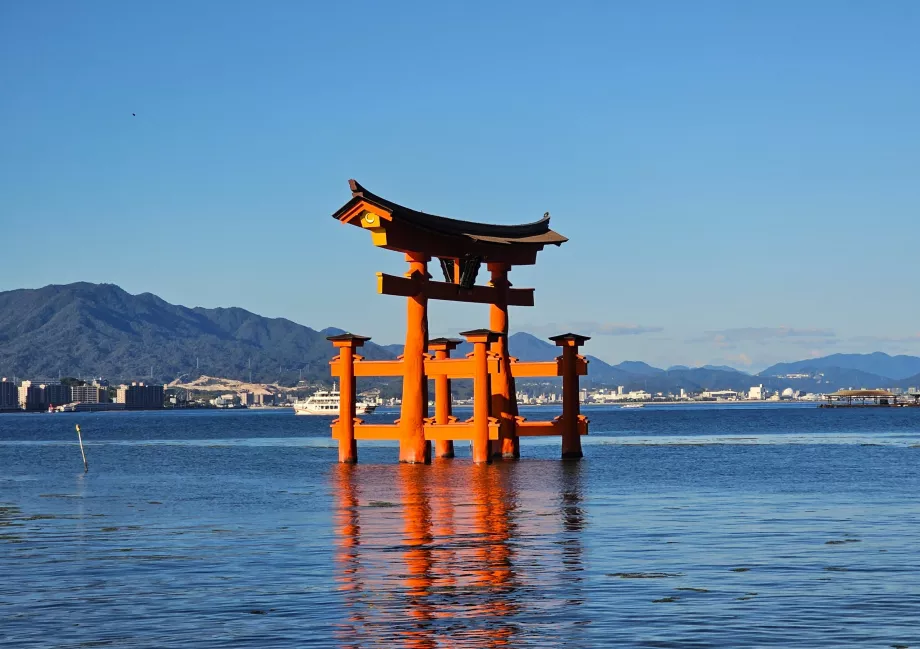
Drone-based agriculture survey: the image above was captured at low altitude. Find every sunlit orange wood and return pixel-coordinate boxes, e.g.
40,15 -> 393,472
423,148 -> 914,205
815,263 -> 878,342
400,254 -> 431,464
330,358 -> 404,377
429,338 -> 461,458
488,262 -> 518,459
463,330 -> 498,463
328,334 -> 370,463
424,421 -> 500,441
423,357 -> 501,377
332,421 -> 501,441
553,334 -> 590,459
508,357 -> 588,377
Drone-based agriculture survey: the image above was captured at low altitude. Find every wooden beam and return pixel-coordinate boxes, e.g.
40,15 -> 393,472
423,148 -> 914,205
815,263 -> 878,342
515,417 -> 588,437
377,272 -> 535,306
424,357 -> 501,377
509,357 -> 588,378
509,360 -> 562,378
424,420 -> 500,441
331,357 -> 503,378
330,359 -> 404,377
332,420 -> 501,441
332,422 -> 401,441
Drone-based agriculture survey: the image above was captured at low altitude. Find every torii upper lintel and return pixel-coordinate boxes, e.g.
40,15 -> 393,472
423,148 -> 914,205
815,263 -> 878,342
332,179 -> 567,266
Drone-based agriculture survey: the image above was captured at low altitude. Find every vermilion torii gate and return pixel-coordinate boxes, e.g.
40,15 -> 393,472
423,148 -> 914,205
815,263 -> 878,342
328,180 -> 589,464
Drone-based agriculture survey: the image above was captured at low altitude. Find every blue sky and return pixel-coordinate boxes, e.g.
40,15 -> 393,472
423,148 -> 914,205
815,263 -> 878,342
2,1 -> 918,371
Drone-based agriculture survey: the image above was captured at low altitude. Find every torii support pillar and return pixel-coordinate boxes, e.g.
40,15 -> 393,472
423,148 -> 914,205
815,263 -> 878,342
488,262 -> 520,460
551,333 -> 591,460
327,333 -> 371,463
400,253 -> 432,464
429,338 -> 462,459
462,329 -> 500,464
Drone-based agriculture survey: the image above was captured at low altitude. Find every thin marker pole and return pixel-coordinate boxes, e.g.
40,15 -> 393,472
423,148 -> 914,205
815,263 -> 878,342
75,424 -> 88,472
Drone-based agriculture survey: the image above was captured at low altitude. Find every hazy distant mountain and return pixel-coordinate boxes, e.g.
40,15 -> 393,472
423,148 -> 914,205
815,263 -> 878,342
0,283 -> 395,383
702,364 -> 746,373
760,352 -> 920,381
613,360 -> 663,376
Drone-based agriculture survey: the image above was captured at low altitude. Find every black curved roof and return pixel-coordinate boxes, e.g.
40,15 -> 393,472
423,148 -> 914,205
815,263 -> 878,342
334,180 -> 567,246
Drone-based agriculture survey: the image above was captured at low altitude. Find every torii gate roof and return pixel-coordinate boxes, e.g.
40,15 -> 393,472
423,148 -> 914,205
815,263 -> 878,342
332,180 -> 567,265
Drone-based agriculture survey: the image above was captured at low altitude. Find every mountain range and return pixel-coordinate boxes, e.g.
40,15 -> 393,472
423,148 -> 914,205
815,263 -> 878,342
1,283 -> 918,394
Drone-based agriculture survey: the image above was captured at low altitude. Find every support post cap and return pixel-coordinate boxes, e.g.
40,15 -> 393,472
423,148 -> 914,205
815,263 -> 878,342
326,333 -> 371,348
428,337 -> 463,351
459,329 -> 503,344
549,333 -> 591,347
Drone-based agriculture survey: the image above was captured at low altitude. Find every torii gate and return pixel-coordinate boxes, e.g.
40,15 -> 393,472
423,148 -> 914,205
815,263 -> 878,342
328,180 -> 589,464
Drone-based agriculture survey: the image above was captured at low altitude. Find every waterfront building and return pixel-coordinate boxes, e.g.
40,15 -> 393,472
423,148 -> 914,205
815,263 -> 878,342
625,389 -> 652,401
116,382 -> 164,409
17,381 -> 70,410
0,378 -> 18,410
748,384 -> 765,400
42,383 -> 72,407
72,385 -> 109,404
700,389 -> 739,401
18,381 -> 43,410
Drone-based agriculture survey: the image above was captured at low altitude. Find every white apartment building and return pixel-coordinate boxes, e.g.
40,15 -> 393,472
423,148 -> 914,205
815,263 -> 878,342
748,384 -> 765,400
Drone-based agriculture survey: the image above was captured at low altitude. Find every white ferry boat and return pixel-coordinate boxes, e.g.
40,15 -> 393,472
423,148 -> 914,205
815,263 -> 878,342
620,403 -> 645,409
293,384 -> 378,416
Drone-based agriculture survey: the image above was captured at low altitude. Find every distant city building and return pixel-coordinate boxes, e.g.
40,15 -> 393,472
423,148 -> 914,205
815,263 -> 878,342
238,391 -> 255,406
781,387 -> 795,399
0,378 -> 18,410
18,381 -> 43,410
700,390 -> 738,400
18,381 -> 71,410
748,384 -> 765,400
623,390 -> 652,401
116,382 -> 164,409
72,385 -> 109,404
42,383 -> 72,407
211,393 -> 241,408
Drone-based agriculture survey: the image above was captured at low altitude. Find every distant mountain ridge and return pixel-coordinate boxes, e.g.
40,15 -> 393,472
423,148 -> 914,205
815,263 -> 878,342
760,352 -> 920,381
0,283 -> 395,383
1,283 -> 916,393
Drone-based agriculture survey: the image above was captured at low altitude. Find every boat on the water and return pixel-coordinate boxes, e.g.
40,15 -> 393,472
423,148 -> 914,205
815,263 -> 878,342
620,403 -> 645,409
293,384 -> 378,416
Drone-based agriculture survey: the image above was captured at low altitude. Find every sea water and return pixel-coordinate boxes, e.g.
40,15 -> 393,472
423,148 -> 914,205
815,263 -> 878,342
1,405 -> 919,647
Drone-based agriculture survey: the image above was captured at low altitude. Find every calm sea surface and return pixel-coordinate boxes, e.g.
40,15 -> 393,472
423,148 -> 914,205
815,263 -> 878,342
1,404 -> 919,648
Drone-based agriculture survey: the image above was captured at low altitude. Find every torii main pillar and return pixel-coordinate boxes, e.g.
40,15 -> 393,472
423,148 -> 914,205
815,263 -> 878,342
488,262 -> 519,459
400,252 -> 431,464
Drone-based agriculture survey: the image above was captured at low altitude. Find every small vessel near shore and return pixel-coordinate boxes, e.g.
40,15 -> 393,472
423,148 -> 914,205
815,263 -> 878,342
620,403 -> 645,409
293,384 -> 378,416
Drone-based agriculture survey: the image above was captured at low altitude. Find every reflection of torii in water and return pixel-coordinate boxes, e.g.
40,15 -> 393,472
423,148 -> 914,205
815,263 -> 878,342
330,462 -> 587,646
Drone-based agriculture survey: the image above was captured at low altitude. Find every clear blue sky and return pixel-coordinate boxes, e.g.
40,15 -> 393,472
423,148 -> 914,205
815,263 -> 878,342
2,1 -> 918,371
